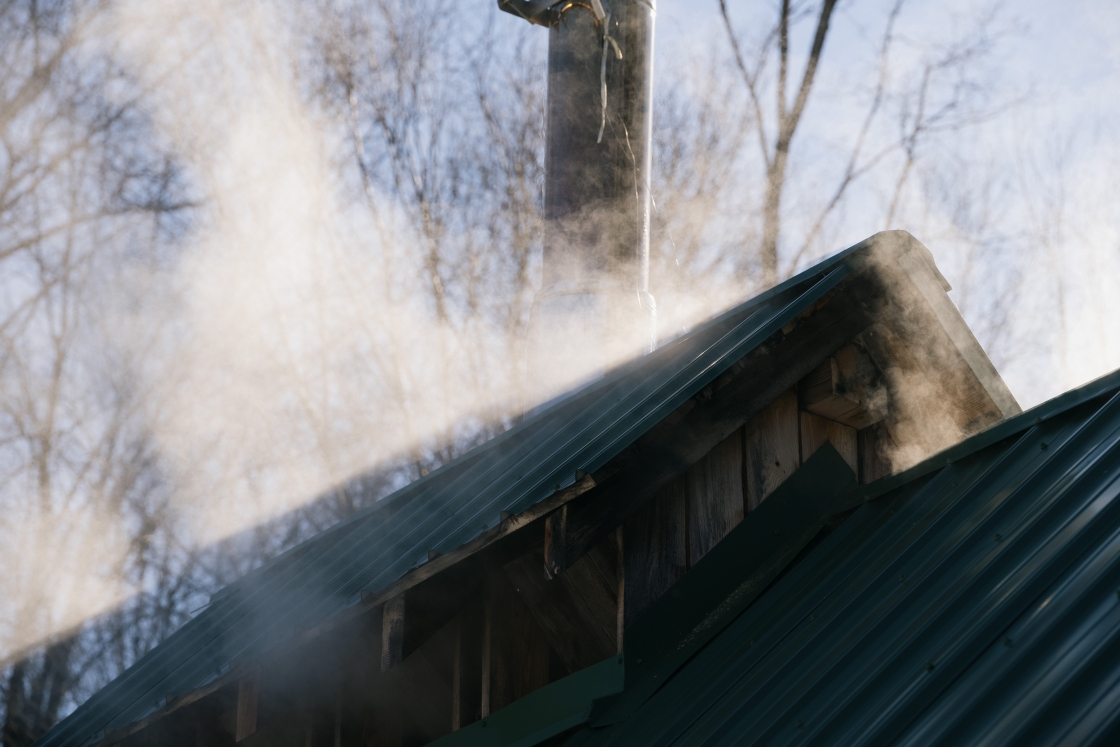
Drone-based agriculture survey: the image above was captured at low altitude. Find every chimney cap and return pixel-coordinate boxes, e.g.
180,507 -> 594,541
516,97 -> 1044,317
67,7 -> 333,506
497,0 -> 608,28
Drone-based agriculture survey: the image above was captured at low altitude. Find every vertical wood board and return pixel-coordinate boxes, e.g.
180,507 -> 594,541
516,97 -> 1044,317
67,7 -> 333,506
686,430 -> 745,565
800,411 -> 858,475
451,621 -> 462,732
502,536 -> 617,672
486,572 -> 550,713
621,476 -> 687,629
235,674 -> 259,742
743,389 -> 801,511
381,596 -> 406,672
858,423 -> 894,484
455,600 -> 483,729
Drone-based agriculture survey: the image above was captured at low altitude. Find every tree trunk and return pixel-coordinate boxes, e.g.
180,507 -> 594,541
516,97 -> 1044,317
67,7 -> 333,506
760,150 -> 789,288
3,663 -> 30,747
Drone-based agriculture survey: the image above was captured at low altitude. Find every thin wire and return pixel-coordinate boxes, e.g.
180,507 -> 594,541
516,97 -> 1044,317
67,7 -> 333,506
596,17 -> 623,144
597,12 -> 611,144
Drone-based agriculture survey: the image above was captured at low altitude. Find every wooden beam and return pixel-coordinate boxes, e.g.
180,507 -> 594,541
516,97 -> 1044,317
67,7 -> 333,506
381,619 -> 456,745
93,661 -> 257,747
451,619 -> 462,732
235,672 -> 259,742
381,596 -> 406,672
615,527 -> 624,654
895,243 -> 1019,418
543,504 -> 567,579
857,422 -> 892,484
481,589 -> 492,719
301,701 -> 313,747
799,344 -> 889,429
358,472 -> 602,617
456,601 -> 484,728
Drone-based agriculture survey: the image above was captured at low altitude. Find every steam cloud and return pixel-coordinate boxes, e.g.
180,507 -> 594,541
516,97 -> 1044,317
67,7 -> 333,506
4,0 -> 1120,677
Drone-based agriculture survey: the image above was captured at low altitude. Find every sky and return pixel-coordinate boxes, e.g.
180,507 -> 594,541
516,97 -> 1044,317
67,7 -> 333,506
653,0 -> 1120,408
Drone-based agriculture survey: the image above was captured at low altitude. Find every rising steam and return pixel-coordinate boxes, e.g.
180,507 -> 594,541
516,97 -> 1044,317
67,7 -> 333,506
5,0 -> 1119,679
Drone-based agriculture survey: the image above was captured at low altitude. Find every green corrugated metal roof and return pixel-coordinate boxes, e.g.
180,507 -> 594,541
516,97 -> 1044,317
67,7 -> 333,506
38,232 -> 909,747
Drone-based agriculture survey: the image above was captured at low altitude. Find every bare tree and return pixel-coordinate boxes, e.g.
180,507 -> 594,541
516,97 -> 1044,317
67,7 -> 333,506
719,0 -> 1014,285
0,2 -> 194,744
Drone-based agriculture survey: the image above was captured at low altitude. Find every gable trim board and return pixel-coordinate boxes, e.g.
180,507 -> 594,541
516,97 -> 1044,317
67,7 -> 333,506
34,231 -> 1015,747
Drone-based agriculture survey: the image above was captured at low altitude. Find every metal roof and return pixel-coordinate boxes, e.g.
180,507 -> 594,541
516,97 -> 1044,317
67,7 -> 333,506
38,233 -> 887,747
566,366 -> 1120,747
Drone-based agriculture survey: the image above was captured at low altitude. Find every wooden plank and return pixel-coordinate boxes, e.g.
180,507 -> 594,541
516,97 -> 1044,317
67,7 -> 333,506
935,363 -> 1006,434
895,244 -> 1020,417
858,422 -> 894,484
859,320 -> 989,470
481,592 -> 492,719
800,411 -> 858,475
302,706 -> 313,747
361,612 -> 458,746
615,527 -> 624,654
398,562 -> 484,666
456,601 -> 483,728
451,620 -> 462,732
390,619 -> 456,745
375,706 -> 402,747
621,476 -> 688,629
486,572 -> 550,713
799,346 -> 890,429
235,673 -> 258,742
93,661 -> 259,747
743,389 -> 801,511
501,531 -> 617,672
381,596 -> 406,671
360,473 -> 602,613
686,429 -> 745,565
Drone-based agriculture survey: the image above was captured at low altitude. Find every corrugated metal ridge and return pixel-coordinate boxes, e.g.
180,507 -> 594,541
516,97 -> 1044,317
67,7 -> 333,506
37,239 -> 874,747
572,377 -> 1120,746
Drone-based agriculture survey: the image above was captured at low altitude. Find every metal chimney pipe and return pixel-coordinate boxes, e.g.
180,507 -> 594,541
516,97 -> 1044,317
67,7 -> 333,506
518,0 -> 657,402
